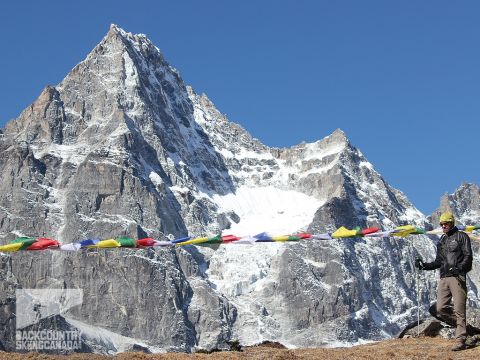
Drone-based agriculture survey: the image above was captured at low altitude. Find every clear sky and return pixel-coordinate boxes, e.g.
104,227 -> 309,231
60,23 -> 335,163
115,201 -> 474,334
0,0 -> 478,215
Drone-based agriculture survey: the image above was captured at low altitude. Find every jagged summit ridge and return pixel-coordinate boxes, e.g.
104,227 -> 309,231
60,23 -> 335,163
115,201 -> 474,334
108,23 -> 150,43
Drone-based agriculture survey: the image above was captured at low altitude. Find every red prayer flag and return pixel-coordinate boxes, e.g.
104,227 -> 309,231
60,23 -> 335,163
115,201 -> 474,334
27,238 -> 60,250
221,235 -> 241,242
360,227 -> 380,236
293,233 -> 312,239
136,238 -> 157,247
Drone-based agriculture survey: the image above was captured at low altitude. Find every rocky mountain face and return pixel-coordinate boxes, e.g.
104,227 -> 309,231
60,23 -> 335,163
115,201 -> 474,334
430,183 -> 480,226
0,255 -> 17,351
0,25 -> 479,353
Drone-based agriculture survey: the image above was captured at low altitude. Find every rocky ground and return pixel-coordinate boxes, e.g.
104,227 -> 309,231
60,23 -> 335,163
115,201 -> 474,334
0,338 -> 479,360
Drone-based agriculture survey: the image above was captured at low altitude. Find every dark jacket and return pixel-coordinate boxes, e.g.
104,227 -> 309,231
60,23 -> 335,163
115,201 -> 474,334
423,226 -> 473,278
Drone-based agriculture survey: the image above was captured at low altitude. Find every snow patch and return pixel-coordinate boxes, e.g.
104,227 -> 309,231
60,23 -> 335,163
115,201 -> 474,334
303,141 -> 345,160
65,317 -> 163,354
212,186 -> 323,235
149,171 -> 163,187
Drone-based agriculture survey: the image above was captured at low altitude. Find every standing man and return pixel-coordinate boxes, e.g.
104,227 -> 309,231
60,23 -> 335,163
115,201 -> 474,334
415,211 -> 473,351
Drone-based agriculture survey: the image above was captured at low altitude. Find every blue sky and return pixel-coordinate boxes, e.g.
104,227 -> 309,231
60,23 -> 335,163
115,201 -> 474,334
0,1 -> 478,215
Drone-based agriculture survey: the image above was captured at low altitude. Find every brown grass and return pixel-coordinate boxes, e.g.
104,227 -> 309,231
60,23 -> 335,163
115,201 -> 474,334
0,338 -> 478,360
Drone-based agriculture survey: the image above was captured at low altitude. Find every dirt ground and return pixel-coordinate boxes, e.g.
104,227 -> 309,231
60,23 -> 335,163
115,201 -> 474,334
0,338 -> 479,360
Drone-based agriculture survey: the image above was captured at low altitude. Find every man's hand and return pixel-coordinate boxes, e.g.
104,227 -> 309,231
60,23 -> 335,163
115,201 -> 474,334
449,267 -> 460,276
415,258 -> 424,270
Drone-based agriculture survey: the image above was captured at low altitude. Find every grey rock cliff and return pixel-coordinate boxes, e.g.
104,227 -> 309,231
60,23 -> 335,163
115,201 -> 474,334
0,256 -> 17,351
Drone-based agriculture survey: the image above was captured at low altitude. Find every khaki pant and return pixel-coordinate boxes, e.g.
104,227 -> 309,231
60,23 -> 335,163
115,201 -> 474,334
436,277 -> 468,341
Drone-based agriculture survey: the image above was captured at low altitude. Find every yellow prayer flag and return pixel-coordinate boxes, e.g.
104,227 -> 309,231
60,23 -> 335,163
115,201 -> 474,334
0,242 -> 24,252
87,239 -> 121,248
393,225 -> 417,237
272,235 -> 290,242
332,226 -> 359,238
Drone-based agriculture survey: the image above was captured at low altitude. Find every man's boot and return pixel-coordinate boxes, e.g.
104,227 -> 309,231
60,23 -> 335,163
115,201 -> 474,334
451,339 -> 466,351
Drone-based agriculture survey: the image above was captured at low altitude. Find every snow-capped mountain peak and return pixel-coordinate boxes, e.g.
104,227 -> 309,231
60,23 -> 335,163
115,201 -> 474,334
0,25 -> 477,354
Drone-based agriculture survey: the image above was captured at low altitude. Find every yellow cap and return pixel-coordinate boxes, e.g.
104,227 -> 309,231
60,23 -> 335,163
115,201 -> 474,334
439,211 -> 455,224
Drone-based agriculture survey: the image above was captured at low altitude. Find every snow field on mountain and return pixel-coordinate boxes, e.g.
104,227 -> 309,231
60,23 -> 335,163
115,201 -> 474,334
212,186 -> 323,235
